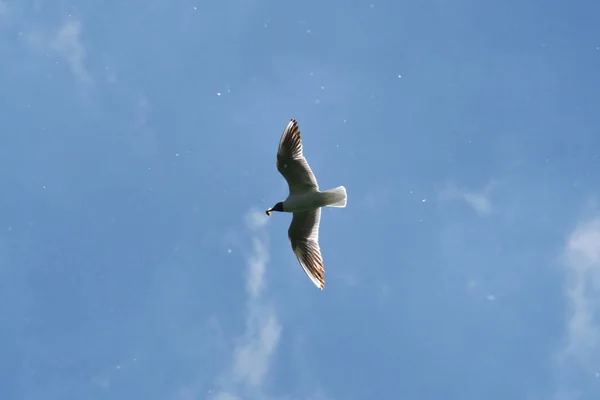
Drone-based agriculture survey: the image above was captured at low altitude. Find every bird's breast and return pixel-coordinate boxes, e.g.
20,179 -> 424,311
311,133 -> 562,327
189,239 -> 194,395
283,192 -> 324,212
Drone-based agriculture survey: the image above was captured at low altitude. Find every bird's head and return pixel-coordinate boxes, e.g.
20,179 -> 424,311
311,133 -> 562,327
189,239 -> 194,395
266,202 -> 284,216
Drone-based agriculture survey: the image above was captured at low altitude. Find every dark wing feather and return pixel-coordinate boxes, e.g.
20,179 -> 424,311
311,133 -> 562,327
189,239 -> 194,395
276,119 -> 319,195
288,208 -> 325,290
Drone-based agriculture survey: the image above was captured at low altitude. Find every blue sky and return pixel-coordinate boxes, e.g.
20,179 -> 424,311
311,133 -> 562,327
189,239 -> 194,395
2,0 -> 600,399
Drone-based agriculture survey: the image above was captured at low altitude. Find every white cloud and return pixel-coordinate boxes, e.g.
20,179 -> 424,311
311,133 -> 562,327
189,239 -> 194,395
554,218 -> 600,398
50,20 -> 91,83
560,218 -> 600,367
28,19 -> 91,84
128,94 -> 161,160
0,1 -> 8,18
440,181 -> 495,216
247,238 -> 268,297
245,208 -> 269,231
205,210 -> 332,400
462,191 -> 492,215
231,308 -> 281,387
134,94 -> 150,128
0,1 -> 10,33
211,209 -> 282,400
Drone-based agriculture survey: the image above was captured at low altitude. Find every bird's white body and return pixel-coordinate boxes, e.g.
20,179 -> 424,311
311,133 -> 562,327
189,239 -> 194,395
283,186 -> 347,213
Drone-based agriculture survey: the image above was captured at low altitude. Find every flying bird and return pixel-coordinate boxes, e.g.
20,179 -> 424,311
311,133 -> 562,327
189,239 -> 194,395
266,119 -> 347,290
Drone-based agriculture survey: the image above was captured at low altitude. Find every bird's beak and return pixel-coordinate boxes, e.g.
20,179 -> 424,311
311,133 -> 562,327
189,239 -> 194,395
266,209 -> 272,216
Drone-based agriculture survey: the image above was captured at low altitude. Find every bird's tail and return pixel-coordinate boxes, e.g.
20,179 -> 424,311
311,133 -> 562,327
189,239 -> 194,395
321,186 -> 347,208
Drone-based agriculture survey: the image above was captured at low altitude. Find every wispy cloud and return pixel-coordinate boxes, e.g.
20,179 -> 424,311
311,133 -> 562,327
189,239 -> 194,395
246,238 -> 268,298
244,208 -> 269,231
50,20 -> 91,83
554,217 -> 600,397
211,209 -> 282,400
28,19 -> 92,84
128,93 -> 158,159
231,303 -> 281,388
465,279 -> 497,302
439,181 -> 496,216
0,1 -> 8,18
560,218 -> 600,365
134,94 -> 150,128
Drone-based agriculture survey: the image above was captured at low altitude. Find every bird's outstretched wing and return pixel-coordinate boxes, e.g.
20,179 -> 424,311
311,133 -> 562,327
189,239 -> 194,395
288,208 -> 325,290
277,119 -> 319,195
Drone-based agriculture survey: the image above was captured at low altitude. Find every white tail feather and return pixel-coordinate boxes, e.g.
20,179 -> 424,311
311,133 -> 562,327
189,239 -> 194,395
322,186 -> 347,208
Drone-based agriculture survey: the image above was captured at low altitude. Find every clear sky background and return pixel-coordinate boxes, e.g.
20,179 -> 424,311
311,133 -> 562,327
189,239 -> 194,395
2,1 -> 600,399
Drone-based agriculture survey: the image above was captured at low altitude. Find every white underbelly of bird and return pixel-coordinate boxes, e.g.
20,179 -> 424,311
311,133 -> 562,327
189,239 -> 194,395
283,187 -> 347,213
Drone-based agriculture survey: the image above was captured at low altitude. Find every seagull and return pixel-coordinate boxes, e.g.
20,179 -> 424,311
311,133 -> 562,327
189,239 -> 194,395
266,119 -> 347,290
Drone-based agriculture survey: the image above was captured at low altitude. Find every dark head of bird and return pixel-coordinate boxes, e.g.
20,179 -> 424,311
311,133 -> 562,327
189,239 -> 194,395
266,202 -> 284,216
